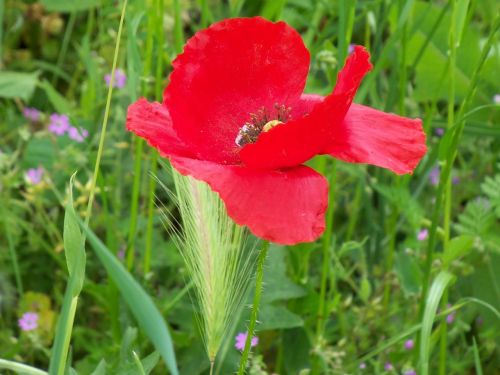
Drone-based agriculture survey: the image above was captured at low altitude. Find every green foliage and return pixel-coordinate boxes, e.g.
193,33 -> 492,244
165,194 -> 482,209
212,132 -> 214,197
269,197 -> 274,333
0,0 -> 499,374
0,71 -> 39,101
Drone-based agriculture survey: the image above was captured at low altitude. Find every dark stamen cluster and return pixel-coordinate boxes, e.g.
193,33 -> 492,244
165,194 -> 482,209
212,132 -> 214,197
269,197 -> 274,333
235,104 -> 291,147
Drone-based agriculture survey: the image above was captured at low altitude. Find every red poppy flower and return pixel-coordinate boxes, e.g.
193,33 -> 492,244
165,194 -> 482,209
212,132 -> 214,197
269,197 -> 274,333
126,17 -> 427,245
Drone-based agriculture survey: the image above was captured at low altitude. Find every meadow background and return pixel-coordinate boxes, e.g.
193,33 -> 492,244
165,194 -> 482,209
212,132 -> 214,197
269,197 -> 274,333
0,0 -> 499,374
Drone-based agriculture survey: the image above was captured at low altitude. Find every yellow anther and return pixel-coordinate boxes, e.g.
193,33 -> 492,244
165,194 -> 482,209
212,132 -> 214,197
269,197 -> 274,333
262,119 -> 283,132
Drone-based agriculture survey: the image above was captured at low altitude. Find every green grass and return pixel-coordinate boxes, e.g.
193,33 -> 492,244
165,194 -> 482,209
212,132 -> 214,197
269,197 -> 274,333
0,0 -> 499,374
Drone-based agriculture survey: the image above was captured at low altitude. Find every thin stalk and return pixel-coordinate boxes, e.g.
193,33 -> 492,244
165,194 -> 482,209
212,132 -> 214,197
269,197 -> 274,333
2,214 -> 23,295
438,1 -> 457,372
48,280 -> 79,375
173,0 -> 184,54
237,241 -> 269,375
52,10 -> 76,85
315,161 -> 337,339
0,359 -> 47,375
0,0 -> 4,67
144,0 -> 165,275
84,0 -> 128,230
126,138 -> 143,270
144,151 -> 158,275
304,1 -> 325,48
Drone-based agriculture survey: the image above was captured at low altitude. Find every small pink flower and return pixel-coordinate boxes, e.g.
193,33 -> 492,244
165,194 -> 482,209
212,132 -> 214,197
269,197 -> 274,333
446,303 -> 456,324
48,113 -> 70,136
404,370 -> 417,375
404,339 -> 414,350
417,229 -> 428,241
359,362 -> 367,370
494,94 -> 500,104
235,331 -> 258,351
18,312 -> 39,331
23,107 -> 42,122
26,167 -> 44,185
435,128 -> 444,137
384,362 -> 394,371
104,68 -> 127,89
348,44 -> 355,54
68,126 -> 89,143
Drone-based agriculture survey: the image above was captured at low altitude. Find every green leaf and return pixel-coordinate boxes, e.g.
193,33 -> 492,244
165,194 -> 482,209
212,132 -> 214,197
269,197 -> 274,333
0,71 -> 39,101
395,251 -> 423,296
41,0 -> 101,12
0,359 -> 47,375
64,173 -> 86,296
89,360 -> 106,375
407,2 -> 495,102
419,271 -> 455,375
454,0 -> 471,46
40,80 -> 72,114
49,176 -> 87,375
442,235 -> 474,266
22,138 -> 56,169
438,128 -> 454,161
79,222 -> 179,375
258,305 -> 303,330
359,278 -> 372,302
262,246 -> 306,302
472,337 -> 484,375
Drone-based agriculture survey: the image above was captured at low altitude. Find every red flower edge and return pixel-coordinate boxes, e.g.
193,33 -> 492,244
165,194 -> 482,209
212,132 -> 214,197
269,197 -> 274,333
126,17 -> 427,245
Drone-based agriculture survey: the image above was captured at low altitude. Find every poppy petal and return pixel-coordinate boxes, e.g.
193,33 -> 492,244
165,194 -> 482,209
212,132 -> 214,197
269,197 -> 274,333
126,98 -> 194,158
240,46 -> 372,170
170,156 -> 329,245
165,17 -> 310,165
327,104 -> 427,174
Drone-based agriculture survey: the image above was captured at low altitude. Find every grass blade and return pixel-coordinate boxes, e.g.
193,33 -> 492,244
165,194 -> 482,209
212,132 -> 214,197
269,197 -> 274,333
48,176 -> 86,375
79,221 -> 179,375
0,359 -> 47,375
419,271 -> 455,375
472,337 -> 484,375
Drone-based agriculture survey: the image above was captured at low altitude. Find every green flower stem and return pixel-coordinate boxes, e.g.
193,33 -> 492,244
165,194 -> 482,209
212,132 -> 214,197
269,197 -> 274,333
0,359 -> 47,375
237,240 -> 269,375
316,160 -> 337,339
438,1 -> 457,373
2,214 -> 23,295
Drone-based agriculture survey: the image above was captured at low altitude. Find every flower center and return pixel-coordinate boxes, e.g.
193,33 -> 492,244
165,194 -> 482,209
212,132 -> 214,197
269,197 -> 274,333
235,104 -> 291,147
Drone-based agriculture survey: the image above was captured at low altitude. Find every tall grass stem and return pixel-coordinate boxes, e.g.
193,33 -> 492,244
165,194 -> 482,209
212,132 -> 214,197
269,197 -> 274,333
237,241 -> 269,375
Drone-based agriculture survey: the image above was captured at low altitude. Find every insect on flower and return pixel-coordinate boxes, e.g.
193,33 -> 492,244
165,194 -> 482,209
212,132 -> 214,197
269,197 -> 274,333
126,17 -> 427,245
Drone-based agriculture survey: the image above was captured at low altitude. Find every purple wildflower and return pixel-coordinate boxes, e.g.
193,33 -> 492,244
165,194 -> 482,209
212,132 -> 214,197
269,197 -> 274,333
117,247 -> 125,260
446,311 -> 456,324
26,167 -> 44,185
23,107 -> 42,122
446,303 -> 456,324
404,339 -> 414,350
359,362 -> 367,370
452,176 -> 460,185
18,312 -> 39,331
404,370 -> 417,375
68,126 -> 89,143
48,113 -> 70,136
494,94 -> 500,104
384,362 -> 394,371
104,68 -> 127,89
417,229 -> 428,241
435,128 -> 444,137
429,167 -> 440,186
235,332 -> 258,351
348,44 -> 355,54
